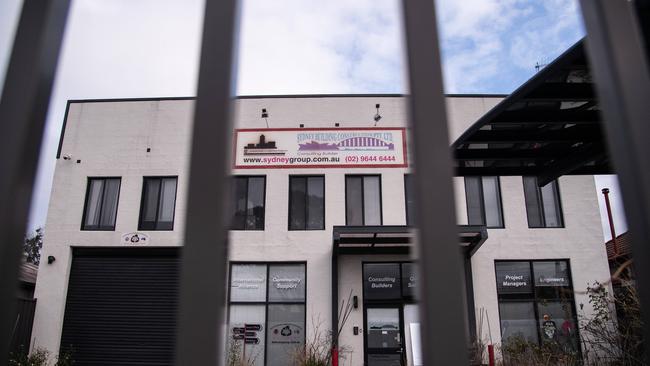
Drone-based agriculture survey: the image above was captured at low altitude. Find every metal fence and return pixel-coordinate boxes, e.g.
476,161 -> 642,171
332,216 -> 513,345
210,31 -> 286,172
1,0 -> 649,365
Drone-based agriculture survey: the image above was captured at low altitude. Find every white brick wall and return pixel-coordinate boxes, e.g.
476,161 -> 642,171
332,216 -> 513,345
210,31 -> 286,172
32,95 -> 609,366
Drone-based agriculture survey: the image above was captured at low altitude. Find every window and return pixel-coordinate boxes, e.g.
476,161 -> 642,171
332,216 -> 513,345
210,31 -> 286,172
288,176 -> 324,230
404,174 -> 415,226
138,177 -> 178,230
523,177 -> 563,228
345,175 -> 381,225
495,260 -> 579,354
228,263 -> 306,366
81,177 -> 121,230
465,176 -> 504,228
231,176 -> 266,230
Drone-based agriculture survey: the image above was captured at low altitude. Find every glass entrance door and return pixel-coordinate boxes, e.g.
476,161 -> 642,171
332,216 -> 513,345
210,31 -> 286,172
365,306 -> 404,366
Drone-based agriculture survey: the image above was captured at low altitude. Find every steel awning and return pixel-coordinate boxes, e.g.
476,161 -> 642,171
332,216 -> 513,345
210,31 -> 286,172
452,39 -> 612,186
333,225 -> 488,257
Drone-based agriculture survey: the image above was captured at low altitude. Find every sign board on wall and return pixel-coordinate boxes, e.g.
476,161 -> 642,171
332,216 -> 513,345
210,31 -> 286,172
233,128 -> 408,169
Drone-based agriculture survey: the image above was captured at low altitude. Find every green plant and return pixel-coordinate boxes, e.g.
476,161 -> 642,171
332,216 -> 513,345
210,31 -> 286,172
8,347 -> 48,366
499,335 -> 580,366
291,318 -> 332,366
578,281 -> 645,365
226,338 -> 258,366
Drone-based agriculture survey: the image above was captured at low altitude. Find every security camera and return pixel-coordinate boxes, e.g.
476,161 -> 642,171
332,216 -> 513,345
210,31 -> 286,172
373,114 -> 382,122
63,154 -> 72,160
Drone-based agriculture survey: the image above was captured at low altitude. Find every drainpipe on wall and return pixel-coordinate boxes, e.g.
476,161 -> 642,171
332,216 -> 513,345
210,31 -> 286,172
602,188 -> 618,256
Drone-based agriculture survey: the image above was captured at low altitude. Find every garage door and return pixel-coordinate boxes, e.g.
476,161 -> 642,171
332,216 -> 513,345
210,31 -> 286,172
60,248 -> 180,365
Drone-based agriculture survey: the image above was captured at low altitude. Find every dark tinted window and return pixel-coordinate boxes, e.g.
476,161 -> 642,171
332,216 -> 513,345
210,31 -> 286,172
231,176 -> 265,230
346,175 -> 381,225
496,260 -> 578,353
139,177 -> 177,230
82,178 -> 121,230
465,176 -> 503,228
523,177 -> 563,228
289,176 -> 324,230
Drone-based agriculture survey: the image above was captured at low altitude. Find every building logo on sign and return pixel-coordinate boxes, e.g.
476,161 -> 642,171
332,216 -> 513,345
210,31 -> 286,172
298,133 -> 395,152
243,134 -> 286,156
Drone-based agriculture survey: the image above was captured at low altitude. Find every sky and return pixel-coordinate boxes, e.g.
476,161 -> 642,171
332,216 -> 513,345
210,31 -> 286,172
0,0 -> 627,240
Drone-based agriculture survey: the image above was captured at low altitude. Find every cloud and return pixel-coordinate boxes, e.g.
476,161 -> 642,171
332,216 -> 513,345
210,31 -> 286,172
436,0 -> 585,93
236,0 -> 405,94
16,0 -> 588,230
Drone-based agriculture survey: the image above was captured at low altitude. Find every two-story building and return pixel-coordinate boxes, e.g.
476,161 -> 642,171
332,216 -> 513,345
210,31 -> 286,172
31,93 -> 610,366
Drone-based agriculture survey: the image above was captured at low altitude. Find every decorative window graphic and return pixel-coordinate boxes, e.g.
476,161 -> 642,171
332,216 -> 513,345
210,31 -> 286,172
228,263 -> 306,366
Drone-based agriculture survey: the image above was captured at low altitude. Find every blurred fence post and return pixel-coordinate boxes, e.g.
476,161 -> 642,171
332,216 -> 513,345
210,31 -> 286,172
0,0 -> 70,359
175,0 -> 240,365
580,0 -> 650,362
401,0 -> 470,364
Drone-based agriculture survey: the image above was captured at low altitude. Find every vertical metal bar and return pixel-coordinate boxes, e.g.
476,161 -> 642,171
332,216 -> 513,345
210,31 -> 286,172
401,0 -> 470,365
175,0 -> 240,364
579,0 -> 650,361
0,0 -> 70,358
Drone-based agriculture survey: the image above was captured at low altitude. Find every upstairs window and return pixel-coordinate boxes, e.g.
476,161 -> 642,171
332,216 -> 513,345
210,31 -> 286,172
465,176 -> 504,228
232,176 -> 266,230
523,177 -> 563,228
345,175 -> 382,226
139,177 -> 178,230
289,176 -> 325,230
82,177 -> 121,230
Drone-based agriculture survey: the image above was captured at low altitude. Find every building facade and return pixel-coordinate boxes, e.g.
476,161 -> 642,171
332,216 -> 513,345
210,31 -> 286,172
31,95 -> 610,365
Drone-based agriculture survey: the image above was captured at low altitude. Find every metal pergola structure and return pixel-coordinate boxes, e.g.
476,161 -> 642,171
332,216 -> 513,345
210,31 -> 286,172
330,225 -> 487,347
1,0 -> 649,365
453,40 -> 611,186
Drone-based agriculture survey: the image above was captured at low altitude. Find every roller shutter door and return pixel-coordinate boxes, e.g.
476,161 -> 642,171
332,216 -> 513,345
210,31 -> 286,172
60,248 -> 180,365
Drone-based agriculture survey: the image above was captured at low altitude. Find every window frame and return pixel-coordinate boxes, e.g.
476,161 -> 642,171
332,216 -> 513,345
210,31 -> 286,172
231,175 -> 267,231
464,176 -> 505,229
523,177 -> 565,229
404,174 -> 414,226
80,177 -> 122,231
494,259 -> 580,353
287,175 -> 325,231
345,174 -> 383,226
138,176 -> 178,231
227,261 -> 307,366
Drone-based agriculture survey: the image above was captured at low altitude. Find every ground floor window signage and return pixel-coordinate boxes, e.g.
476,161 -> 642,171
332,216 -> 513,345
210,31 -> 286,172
495,260 -> 579,354
228,263 -> 306,366
401,263 -> 417,298
363,263 -> 401,300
